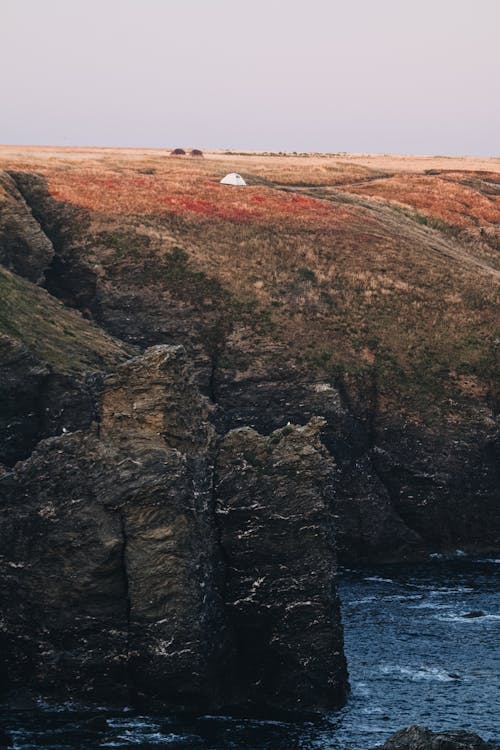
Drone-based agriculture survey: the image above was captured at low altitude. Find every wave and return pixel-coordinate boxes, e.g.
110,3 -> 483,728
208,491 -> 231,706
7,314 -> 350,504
102,733 -> 190,746
429,549 -> 467,559
408,600 -> 455,610
364,576 -> 395,584
436,613 -> 500,623
429,586 -> 474,595
379,664 -> 461,682
380,594 -> 423,602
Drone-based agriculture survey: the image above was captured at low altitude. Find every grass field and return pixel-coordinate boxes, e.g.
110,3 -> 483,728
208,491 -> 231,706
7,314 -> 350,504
0,145 -> 498,427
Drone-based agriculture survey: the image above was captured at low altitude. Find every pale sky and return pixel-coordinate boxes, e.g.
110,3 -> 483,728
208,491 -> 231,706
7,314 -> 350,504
1,0 -> 499,156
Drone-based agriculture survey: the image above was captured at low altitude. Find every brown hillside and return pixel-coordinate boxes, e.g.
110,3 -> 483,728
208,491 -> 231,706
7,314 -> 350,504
0,146 -> 498,429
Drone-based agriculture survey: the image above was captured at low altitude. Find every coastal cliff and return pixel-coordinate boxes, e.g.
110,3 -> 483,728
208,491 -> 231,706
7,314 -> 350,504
0,149 -> 498,709
0,345 -> 347,711
1,159 -> 498,561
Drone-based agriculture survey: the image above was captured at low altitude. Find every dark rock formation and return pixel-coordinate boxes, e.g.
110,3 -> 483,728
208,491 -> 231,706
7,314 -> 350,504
0,334 -> 101,467
1,160 -> 498,717
1,168 -> 498,565
461,610 -> 485,618
0,345 -> 347,712
0,172 -> 53,284
372,726 -> 498,750
212,352 -> 423,561
0,346 -> 227,708
0,336 -> 50,466
216,418 -> 347,712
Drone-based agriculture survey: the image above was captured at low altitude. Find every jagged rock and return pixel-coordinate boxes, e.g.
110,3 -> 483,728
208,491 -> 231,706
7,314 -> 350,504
216,417 -> 348,712
461,611 -> 485,618
0,335 -> 50,466
213,356 -> 423,561
3,172 -> 498,562
0,171 -> 53,284
371,726 -> 498,750
0,346 -> 228,708
0,729 -> 13,748
0,334 -> 101,467
100,344 -> 212,452
82,716 -> 109,731
0,345 -> 347,712
0,262 -> 130,467
214,349 -> 499,560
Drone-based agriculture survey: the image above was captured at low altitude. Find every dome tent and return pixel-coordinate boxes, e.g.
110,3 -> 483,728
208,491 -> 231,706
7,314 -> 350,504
220,173 -> 247,186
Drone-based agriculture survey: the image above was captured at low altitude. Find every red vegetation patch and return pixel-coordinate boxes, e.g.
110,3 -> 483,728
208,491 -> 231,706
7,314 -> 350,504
350,174 -> 500,229
47,170 -> 362,228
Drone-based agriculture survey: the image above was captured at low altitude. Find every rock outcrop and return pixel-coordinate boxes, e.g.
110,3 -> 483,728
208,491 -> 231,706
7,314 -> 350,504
1,154 -> 498,718
0,345 -> 347,712
0,334 -> 101,467
0,347 -> 227,708
216,418 -> 347,712
1,168 -> 498,562
0,264 -> 129,467
0,172 -> 53,284
372,726 -> 499,750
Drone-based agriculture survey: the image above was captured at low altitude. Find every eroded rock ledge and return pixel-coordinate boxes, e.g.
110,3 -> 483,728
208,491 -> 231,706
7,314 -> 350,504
0,345 -> 347,713
371,726 -> 499,750
217,419 -> 346,712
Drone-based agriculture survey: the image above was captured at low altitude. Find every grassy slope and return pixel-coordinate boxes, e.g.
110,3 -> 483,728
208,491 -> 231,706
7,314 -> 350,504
0,147 -> 498,427
0,265 -> 129,374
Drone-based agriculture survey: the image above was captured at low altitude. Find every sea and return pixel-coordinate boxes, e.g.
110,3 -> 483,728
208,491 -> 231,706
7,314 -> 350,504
1,558 -> 499,749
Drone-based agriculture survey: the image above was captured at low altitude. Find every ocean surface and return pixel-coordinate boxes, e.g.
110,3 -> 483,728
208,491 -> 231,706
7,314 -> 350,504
2,559 -> 499,749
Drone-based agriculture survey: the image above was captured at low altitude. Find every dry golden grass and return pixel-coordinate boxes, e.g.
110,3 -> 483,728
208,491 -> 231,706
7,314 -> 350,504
0,145 -> 498,426
0,266 -> 129,373
349,173 -> 500,230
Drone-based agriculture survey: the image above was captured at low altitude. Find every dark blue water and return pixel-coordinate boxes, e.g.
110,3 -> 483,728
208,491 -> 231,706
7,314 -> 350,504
2,559 -> 499,749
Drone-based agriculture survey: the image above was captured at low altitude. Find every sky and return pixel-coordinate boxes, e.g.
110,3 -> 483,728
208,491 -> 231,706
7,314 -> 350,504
1,0 -> 499,156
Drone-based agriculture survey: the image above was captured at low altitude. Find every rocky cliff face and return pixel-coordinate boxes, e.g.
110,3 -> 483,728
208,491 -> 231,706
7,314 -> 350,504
216,418 -> 347,712
1,167 -> 496,562
0,154 -> 498,711
0,172 -> 53,284
0,345 -> 347,712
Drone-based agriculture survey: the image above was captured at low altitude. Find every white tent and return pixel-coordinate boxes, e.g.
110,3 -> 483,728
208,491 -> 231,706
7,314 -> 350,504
220,173 -> 247,186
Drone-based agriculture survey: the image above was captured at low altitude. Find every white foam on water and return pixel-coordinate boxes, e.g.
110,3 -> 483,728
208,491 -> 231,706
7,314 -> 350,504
436,613 -> 500,623
199,714 -> 234,721
408,600 -> 451,610
429,586 -> 474,595
243,718 -> 291,727
379,664 -> 460,682
428,550 -> 467,560
361,705 -> 386,715
349,596 -> 378,605
364,577 -> 395,584
103,731 -> 194,746
380,594 -> 423,602
107,718 -> 161,730
350,680 -> 372,698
